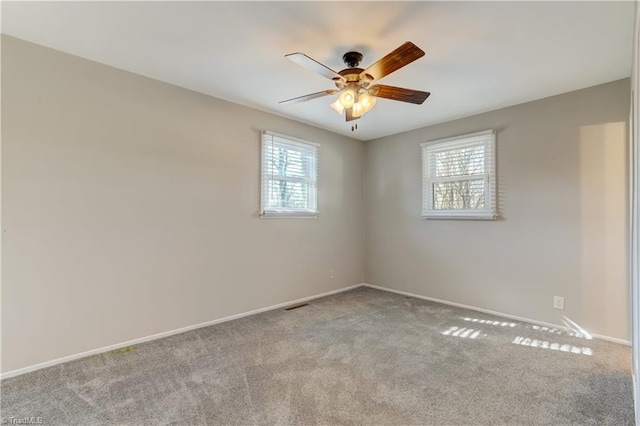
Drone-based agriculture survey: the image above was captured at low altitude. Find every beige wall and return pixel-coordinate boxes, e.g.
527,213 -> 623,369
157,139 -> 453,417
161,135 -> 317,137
364,79 -> 630,341
1,36 -> 364,373
1,35 -> 632,374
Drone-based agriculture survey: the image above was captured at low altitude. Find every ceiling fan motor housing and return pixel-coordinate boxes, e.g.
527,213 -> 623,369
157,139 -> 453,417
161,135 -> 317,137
342,51 -> 363,68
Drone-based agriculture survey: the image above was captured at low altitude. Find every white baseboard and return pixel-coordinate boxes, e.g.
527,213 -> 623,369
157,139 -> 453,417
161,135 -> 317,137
363,283 -> 631,346
634,373 -> 639,426
3,282 -> 629,380
0,284 -> 363,380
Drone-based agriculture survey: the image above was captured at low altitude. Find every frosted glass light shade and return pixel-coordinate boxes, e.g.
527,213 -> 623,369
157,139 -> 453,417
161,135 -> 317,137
352,102 -> 365,118
359,93 -> 376,111
330,99 -> 345,115
339,89 -> 356,108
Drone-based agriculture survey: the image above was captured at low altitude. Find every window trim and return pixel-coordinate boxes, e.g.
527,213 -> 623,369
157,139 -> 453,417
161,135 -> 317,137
260,131 -> 319,219
421,129 -> 497,220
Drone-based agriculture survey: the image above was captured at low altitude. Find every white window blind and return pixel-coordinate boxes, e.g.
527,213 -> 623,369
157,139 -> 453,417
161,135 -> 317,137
421,130 -> 496,219
261,131 -> 319,218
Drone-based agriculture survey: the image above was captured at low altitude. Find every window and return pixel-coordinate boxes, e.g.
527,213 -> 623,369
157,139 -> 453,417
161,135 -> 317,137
421,130 -> 496,219
261,131 -> 319,218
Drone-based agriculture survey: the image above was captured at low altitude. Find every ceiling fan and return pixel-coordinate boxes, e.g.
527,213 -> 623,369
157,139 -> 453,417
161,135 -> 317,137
280,42 -> 431,125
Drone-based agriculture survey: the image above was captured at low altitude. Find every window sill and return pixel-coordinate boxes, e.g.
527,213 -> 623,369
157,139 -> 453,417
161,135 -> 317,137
260,211 -> 319,219
422,213 -> 497,220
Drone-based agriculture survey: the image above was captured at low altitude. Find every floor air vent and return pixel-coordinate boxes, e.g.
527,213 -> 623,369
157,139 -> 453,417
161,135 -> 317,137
285,303 -> 309,311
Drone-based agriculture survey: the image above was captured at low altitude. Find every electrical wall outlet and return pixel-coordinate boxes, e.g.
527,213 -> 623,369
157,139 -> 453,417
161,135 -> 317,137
553,296 -> 565,310
329,269 -> 334,280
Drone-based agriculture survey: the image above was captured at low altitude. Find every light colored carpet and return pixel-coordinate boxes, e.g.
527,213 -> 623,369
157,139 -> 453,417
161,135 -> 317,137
0,287 -> 634,425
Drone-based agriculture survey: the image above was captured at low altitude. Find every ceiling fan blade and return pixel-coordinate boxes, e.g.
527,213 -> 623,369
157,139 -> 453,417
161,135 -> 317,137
359,42 -> 425,81
369,84 -> 431,104
285,53 -> 346,82
279,90 -> 339,105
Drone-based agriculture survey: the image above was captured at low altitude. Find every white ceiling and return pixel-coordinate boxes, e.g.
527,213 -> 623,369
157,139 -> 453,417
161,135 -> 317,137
2,1 -> 634,141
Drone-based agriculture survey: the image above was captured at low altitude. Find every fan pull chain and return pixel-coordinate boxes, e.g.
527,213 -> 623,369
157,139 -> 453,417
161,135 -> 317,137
351,123 -> 358,132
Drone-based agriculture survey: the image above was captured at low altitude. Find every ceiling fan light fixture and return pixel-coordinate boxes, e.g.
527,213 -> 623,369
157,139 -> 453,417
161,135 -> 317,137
350,91 -> 377,118
282,42 -> 428,123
